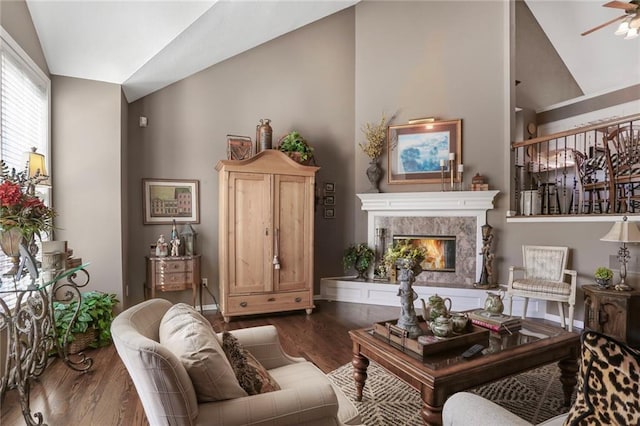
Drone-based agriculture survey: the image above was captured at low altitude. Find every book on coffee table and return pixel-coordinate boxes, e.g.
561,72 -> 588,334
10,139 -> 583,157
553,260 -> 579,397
468,309 -> 521,334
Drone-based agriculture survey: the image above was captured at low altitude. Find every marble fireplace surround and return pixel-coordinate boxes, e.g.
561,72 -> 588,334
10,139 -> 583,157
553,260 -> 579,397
320,190 -> 545,318
359,190 -> 499,284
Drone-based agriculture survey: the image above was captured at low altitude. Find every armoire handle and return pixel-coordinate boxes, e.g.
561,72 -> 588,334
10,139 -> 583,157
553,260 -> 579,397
272,228 -> 281,270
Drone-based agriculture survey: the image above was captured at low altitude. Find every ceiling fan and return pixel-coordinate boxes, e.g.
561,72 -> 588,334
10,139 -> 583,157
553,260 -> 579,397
581,0 -> 640,39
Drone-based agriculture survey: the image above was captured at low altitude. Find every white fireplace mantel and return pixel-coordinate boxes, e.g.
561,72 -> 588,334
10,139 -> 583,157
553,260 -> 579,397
357,191 -> 500,280
357,190 -> 499,213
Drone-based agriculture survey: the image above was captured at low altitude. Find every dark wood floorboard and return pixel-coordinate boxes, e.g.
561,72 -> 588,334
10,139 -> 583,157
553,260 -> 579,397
1,300 -> 399,426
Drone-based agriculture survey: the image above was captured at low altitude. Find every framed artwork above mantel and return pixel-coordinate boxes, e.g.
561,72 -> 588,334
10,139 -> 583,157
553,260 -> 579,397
387,119 -> 462,184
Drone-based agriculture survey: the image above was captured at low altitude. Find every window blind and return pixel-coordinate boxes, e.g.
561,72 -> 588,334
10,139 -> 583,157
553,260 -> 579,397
0,27 -> 50,307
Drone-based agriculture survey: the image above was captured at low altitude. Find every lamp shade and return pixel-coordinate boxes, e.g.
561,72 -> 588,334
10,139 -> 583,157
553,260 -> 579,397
26,147 -> 48,178
600,217 -> 640,243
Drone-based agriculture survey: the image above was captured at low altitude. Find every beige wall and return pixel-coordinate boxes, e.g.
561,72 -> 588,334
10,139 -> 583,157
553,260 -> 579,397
126,8 -> 356,306
52,76 -> 125,304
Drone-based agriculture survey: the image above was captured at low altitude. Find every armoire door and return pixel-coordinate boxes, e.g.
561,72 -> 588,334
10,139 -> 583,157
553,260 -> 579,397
228,171 -> 273,294
273,174 -> 311,292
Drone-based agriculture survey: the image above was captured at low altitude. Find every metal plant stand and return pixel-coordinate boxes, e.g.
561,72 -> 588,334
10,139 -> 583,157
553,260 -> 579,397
396,258 -> 424,339
0,264 -> 93,425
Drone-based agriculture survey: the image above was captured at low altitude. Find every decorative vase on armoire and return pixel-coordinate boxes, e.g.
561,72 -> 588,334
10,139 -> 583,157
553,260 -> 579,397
366,158 -> 383,193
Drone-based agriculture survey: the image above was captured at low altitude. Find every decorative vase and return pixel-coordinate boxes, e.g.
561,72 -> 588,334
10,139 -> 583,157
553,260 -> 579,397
595,277 -> 611,288
395,258 -> 424,339
0,228 -> 23,276
366,158 -> 383,193
355,266 -> 368,280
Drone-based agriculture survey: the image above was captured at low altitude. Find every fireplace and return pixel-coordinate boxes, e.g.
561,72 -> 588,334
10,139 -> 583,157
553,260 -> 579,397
393,234 -> 456,272
357,190 -> 499,285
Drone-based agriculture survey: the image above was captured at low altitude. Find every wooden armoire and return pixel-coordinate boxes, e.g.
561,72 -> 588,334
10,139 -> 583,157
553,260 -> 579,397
216,150 -> 319,322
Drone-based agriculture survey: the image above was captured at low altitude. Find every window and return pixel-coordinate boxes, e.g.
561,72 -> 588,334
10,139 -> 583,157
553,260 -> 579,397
0,27 -> 51,305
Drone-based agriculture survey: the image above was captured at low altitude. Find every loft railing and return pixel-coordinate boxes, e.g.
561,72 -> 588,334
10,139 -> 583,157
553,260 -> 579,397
512,113 -> 640,217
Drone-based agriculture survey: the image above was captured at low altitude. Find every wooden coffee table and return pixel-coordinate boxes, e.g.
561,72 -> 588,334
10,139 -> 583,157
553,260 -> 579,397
349,319 -> 580,425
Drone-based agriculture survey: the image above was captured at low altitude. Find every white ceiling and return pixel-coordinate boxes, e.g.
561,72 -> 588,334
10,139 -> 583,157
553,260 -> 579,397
25,0 -> 639,104
26,0 -> 359,102
525,0 -> 640,97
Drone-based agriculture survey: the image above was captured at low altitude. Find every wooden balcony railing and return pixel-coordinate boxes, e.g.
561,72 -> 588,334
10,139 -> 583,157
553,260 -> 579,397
512,113 -> 640,217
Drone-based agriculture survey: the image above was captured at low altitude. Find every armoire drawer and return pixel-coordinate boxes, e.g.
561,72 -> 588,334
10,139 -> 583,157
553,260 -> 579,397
226,291 -> 311,314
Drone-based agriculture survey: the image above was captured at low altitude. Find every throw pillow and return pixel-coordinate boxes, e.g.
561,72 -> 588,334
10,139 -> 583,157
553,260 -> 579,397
222,331 -> 281,395
159,303 -> 247,402
564,331 -> 640,425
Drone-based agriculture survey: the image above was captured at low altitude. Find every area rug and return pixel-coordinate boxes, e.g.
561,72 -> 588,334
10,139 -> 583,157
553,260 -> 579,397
327,361 -> 575,426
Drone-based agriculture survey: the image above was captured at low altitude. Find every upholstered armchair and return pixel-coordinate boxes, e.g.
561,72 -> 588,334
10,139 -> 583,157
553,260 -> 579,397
506,245 -> 577,332
111,298 -> 362,426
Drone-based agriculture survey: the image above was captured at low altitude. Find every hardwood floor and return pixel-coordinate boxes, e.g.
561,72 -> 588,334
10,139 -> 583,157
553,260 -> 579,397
1,300 -> 400,426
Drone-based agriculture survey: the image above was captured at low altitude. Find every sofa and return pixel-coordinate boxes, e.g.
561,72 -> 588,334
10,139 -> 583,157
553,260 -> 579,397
111,298 -> 362,426
443,330 -> 640,425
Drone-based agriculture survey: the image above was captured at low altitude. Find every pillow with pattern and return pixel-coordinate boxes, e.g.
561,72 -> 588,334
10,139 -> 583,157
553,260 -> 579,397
221,331 -> 281,395
564,331 -> 640,425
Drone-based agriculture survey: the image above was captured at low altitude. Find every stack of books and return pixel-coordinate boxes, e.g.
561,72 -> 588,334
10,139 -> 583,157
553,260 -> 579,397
468,309 -> 521,334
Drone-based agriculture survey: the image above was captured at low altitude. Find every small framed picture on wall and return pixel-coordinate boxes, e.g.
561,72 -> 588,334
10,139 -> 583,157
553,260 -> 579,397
324,182 -> 335,194
323,208 -> 335,219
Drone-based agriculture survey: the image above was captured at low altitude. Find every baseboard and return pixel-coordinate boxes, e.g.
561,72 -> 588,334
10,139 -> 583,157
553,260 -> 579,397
319,277 -> 546,318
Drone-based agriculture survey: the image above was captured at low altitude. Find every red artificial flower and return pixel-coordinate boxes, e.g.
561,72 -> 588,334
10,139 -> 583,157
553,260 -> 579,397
23,196 -> 45,209
0,181 -> 23,207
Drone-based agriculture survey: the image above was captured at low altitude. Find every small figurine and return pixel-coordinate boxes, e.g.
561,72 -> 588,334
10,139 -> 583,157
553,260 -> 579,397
171,237 -> 181,257
156,234 -> 168,257
171,219 -> 178,241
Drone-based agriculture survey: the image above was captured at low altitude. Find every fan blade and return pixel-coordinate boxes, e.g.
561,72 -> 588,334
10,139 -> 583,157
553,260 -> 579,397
603,1 -> 638,11
581,14 -> 627,36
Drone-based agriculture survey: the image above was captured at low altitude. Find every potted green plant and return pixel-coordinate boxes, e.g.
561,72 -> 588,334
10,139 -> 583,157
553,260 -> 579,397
53,291 -> 119,353
343,243 -> 375,280
594,266 -> 613,288
381,239 -> 427,280
277,131 -> 314,164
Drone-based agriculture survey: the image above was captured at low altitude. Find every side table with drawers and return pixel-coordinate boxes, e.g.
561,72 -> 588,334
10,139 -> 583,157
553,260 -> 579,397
145,255 -> 201,307
583,284 -> 640,347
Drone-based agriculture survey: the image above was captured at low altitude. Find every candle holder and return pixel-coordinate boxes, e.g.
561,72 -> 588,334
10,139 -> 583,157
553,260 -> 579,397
440,165 -> 446,191
457,164 -> 464,191
449,159 -> 455,191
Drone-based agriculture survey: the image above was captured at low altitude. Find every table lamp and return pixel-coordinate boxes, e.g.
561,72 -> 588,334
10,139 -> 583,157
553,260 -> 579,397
600,216 -> 640,290
24,147 -> 49,194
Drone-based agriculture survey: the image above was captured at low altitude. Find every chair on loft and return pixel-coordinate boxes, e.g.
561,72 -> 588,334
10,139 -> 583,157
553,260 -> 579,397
603,125 -> 640,213
506,245 -> 577,332
574,150 -> 610,214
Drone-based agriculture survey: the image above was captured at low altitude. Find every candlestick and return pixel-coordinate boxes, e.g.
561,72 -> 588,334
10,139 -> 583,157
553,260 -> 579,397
457,164 -> 464,191
449,159 -> 454,190
449,152 -> 455,161
440,165 -> 445,191
439,159 -> 445,167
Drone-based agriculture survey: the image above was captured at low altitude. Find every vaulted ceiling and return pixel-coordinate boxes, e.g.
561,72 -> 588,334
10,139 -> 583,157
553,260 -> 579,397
25,0 -> 640,107
25,0 -> 358,102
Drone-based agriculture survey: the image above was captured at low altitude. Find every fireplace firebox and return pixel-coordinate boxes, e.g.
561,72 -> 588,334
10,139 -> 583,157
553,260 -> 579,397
393,234 -> 456,272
